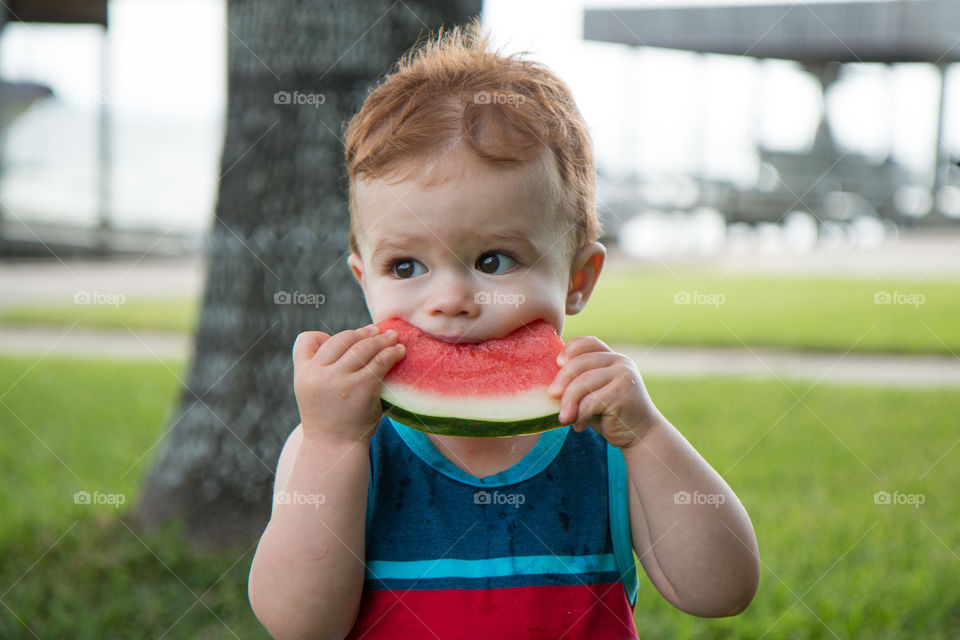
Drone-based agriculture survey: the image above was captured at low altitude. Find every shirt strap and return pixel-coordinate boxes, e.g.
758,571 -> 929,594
606,443 -> 639,607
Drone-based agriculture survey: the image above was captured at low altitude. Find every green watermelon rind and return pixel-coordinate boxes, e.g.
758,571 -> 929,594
381,399 -> 563,438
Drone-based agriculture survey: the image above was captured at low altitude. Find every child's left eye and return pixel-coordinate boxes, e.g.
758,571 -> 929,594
475,252 -> 518,275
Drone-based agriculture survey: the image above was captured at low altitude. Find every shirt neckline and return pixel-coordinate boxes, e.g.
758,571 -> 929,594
387,417 -> 570,488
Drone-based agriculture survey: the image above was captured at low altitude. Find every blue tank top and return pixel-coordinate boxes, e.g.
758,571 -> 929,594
345,415 -> 640,639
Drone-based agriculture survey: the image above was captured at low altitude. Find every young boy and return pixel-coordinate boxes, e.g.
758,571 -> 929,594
249,20 -> 759,639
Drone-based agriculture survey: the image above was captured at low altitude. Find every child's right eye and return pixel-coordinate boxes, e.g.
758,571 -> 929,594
389,258 -> 427,279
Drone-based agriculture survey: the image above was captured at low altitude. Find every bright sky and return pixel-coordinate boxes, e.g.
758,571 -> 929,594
0,0 -> 956,228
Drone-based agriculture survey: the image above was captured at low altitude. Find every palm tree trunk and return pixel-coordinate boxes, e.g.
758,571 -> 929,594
132,0 -> 481,547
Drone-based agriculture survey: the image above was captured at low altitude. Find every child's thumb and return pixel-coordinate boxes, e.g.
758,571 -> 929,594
292,331 -> 330,363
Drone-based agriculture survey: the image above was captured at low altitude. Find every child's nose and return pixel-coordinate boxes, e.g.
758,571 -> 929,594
426,272 -> 480,317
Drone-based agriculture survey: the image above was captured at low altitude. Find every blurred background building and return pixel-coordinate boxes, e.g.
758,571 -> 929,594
0,0 -> 223,257
0,0 -> 957,258
581,0 -> 960,258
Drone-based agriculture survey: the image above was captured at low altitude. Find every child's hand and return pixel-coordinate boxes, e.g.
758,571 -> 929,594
292,324 -> 405,444
548,336 -> 661,449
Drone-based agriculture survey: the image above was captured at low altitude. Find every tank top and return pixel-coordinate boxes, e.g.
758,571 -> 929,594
345,415 -> 640,639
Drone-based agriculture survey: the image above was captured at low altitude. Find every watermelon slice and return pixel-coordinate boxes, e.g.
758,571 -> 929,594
377,318 -> 565,438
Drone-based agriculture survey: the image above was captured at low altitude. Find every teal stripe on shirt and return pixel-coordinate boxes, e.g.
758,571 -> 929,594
366,553 -> 618,581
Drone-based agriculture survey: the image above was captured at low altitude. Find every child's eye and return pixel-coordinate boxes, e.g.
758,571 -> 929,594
389,258 -> 427,279
475,252 -> 518,275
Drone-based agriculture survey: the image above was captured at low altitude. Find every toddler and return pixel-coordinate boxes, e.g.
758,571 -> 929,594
249,19 -> 759,639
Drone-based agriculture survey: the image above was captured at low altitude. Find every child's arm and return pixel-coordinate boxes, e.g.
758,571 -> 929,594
248,325 -> 405,639
620,417 -> 759,617
549,337 -> 760,617
248,424 -> 371,639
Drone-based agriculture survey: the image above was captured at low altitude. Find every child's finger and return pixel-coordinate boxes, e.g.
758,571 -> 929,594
571,388 -> 607,432
556,335 -> 611,366
558,367 -> 615,425
292,331 -> 330,364
314,325 -> 379,366
549,351 -> 620,397
360,339 -> 407,382
341,329 -> 401,373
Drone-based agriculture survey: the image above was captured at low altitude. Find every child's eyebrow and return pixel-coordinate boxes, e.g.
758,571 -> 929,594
371,238 -> 416,259
483,232 -> 541,255
370,231 -> 541,259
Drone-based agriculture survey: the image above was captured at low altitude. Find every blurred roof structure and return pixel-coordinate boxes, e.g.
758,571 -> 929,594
583,0 -> 960,225
583,0 -> 960,64
5,0 -> 107,27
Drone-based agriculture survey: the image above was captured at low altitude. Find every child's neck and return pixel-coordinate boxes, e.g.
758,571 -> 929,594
427,432 -> 541,479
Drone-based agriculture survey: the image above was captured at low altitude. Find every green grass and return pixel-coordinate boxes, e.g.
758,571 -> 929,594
0,355 -> 269,639
635,376 -> 960,638
564,269 -> 960,355
1,356 -> 958,637
0,298 -> 199,333
2,270 -> 957,355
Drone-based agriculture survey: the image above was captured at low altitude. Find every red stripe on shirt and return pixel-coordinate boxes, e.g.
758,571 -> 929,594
345,582 -> 637,640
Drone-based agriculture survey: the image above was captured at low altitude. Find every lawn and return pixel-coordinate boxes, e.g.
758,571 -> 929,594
0,298 -> 199,334
564,269 -> 960,355
0,356 -> 265,639
1,355 -> 957,637
2,270 -> 958,355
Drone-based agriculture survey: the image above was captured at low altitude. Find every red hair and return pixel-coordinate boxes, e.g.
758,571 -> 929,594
344,17 -> 600,258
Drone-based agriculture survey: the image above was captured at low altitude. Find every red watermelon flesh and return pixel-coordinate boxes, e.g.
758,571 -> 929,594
377,318 -> 565,437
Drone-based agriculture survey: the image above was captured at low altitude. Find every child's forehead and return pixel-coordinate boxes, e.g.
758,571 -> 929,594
355,148 -> 565,239
357,142 -> 560,204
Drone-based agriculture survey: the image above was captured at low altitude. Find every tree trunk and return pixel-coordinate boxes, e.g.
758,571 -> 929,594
132,0 -> 482,548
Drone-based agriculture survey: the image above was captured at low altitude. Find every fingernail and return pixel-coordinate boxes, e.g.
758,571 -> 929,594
385,329 -> 397,338
548,383 -> 561,394
368,324 -> 380,333
556,354 -> 566,366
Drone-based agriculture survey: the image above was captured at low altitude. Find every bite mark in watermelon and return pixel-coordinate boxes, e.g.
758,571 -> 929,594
377,318 -> 565,438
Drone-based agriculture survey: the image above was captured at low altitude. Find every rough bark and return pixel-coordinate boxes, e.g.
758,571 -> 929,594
132,0 -> 481,548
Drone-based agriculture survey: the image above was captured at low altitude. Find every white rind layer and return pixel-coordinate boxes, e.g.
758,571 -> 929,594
381,381 -> 560,422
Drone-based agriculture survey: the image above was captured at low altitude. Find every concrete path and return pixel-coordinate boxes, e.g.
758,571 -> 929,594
613,343 -> 960,388
0,325 -> 192,362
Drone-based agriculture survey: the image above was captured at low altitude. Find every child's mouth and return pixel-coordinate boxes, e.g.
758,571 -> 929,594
425,331 -> 483,345
422,319 -> 551,345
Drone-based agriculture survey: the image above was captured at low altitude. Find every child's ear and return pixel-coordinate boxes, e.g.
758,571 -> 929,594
566,242 -> 605,315
347,252 -> 364,288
